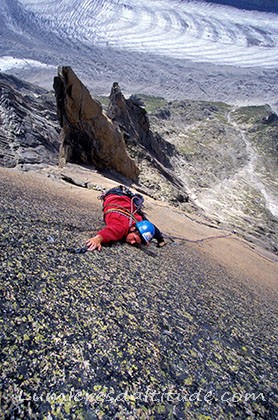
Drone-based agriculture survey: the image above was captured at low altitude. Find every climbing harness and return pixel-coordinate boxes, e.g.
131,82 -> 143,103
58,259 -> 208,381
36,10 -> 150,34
104,204 -> 140,226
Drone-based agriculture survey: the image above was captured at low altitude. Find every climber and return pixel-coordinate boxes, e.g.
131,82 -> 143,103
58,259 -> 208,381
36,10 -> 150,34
86,185 -> 166,252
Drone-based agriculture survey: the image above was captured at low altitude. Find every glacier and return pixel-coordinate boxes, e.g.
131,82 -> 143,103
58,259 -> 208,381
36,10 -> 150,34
14,0 -> 278,67
0,0 -> 277,107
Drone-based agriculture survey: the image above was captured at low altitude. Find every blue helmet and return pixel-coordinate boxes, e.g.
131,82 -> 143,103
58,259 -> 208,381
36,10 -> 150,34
136,220 -> 155,244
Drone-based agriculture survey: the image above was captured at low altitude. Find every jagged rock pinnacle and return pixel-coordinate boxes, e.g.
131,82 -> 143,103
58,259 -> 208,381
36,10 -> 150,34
53,66 -> 139,181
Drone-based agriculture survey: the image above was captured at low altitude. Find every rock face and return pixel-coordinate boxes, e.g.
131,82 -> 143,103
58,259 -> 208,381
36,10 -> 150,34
0,72 -> 60,168
107,82 -> 175,169
1,168 -> 277,420
53,67 -> 139,181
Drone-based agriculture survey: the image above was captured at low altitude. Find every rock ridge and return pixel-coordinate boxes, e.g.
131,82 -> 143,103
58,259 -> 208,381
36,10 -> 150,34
0,72 -> 60,168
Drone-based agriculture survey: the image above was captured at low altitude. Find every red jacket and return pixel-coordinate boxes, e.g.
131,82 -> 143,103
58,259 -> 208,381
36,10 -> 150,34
97,194 -> 143,243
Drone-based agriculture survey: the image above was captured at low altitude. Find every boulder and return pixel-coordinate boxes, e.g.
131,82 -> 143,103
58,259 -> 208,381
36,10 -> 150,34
53,67 -> 139,181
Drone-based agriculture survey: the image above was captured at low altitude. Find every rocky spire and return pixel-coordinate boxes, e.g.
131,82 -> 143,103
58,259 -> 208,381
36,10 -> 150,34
53,67 -> 139,181
107,82 -> 175,169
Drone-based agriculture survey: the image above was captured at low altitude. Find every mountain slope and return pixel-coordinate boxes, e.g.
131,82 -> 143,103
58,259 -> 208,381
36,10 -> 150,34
0,72 -> 60,168
148,99 -> 278,253
1,71 -> 277,254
